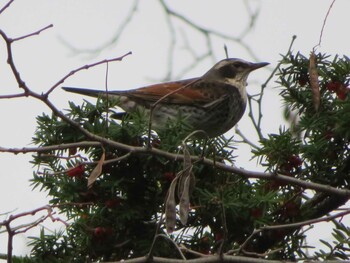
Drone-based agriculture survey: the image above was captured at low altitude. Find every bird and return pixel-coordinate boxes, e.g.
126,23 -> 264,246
63,58 -> 268,137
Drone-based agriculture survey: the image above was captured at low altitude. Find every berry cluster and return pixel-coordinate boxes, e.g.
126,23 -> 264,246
325,80 -> 349,100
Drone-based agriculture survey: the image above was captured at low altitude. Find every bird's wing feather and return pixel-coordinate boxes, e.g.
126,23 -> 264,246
122,78 -> 212,106
63,78 -> 215,107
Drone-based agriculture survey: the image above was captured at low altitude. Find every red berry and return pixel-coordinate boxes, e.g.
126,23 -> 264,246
163,172 -> 176,182
93,226 -> 113,241
298,74 -> 308,87
105,198 -> 121,209
94,227 -> 106,238
337,91 -> 346,100
67,164 -> 85,178
288,155 -> 302,168
336,87 -> 348,100
326,81 -> 341,92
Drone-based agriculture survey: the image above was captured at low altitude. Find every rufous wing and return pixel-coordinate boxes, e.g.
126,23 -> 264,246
122,78 -> 212,106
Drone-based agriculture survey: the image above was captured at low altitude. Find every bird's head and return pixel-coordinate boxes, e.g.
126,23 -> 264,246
203,58 -> 269,85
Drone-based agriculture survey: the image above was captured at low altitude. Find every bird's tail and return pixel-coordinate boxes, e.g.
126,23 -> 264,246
62,87 -> 107,98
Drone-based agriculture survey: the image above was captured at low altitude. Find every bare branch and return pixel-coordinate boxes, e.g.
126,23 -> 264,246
0,0 -> 14,15
235,209 -> 350,255
234,126 -> 259,150
317,0 -> 337,47
0,205 -> 67,262
0,141 -> 101,154
0,93 -> 26,99
0,30 -> 28,91
262,208 -> 350,231
45,51 -> 132,95
104,254 -> 297,263
1,142 -> 350,197
11,24 -> 53,42
158,0 -> 260,62
247,35 -> 296,140
148,234 -> 186,260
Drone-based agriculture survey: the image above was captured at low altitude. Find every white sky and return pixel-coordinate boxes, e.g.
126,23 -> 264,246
0,0 -> 349,258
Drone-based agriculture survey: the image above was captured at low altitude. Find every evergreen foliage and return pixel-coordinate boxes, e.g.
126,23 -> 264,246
27,52 -> 350,261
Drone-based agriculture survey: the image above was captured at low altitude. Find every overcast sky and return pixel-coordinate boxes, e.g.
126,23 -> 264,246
0,0 -> 349,258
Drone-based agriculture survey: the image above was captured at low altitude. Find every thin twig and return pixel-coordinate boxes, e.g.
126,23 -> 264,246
218,190 -> 227,257
0,0 -> 14,15
236,208 -> 350,254
149,234 -> 186,260
234,126 -> 259,150
0,93 -> 26,99
105,61 -> 110,133
0,29 -> 27,91
148,214 -> 164,260
248,35 -> 296,140
0,141 -> 101,154
45,51 -> 132,95
12,24 -> 53,42
0,205 -> 68,262
2,142 -> 350,197
317,0 -> 337,47
262,209 -> 350,231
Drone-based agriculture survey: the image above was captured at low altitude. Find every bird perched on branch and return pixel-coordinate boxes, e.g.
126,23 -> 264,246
63,58 -> 268,137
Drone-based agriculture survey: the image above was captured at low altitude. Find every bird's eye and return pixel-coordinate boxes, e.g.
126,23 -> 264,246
219,65 -> 236,78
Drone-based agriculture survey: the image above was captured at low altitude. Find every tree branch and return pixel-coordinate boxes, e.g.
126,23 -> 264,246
0,0 -> 14,15
104,254 -> 334,263
45,51 -> 132,96
11,24 -> 53,42
1,142 -> 350,197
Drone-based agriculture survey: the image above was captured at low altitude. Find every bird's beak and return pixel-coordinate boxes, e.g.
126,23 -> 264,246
250,62 -> 269,71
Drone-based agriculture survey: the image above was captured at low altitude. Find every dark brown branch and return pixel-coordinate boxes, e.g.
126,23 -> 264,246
0,30 -> 27,91
236,208 -> 350,255
0,141 -> 101,154
0,205 -> 66,263
45,51 -> 132,96
104,254 -> 300,263
0,0 -> 14,15
0,93 -> 26,99
247,35 -> 296,141
158,0 -> 259,62
1,142 -> 350,197
262,208 -> 350,231
317,0 -> 337,47
11,24 -> 53,42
